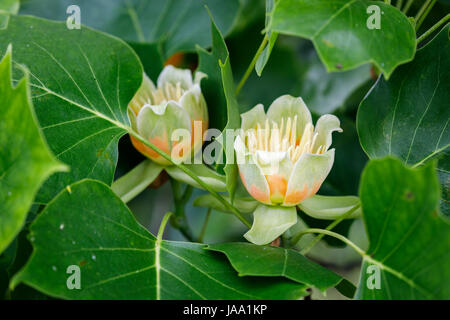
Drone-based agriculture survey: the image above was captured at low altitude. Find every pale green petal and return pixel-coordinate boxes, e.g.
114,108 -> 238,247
298,195 -> 361,220
180,84 -> 208,123
235,136 -> 271,204
137,102 -> 191,140
128,72 -> 155,114
166,164 -> 227,192
240,104 -> 267,132
244,205 -> 297,245
266,95 -> 312,137
312,114 -> 342,152
136,102 -> 192,163
157,65 -> 193,90
283,149 -> 335,206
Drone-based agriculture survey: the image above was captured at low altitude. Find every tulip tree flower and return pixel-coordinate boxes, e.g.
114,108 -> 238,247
234,95 -> 342,245
128,65 -> 208,165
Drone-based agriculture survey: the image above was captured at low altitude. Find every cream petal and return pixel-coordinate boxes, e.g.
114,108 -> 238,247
136,102 -> 192,164
157,65 -> 193,90
283,149 -> 335,206
180,84 -> 208,124
234,136 -> 271,205
240,104 -> 267,132
244,204 -> 297,245
266,95 -> 312,137
298,195 -> 361,220
128,72 -> 155,114
312,114 -> 342,152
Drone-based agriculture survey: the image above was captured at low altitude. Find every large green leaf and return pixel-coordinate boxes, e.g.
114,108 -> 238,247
356,157 -> 450,299
207,242 -> 344,292
0,46 -> 66,254
300,52 -> 371,114
11,180 -> 308,299
357,25 -> 449,167
0,15 -> 143,203
19,0 -> 241,59
270,0 -> 416,78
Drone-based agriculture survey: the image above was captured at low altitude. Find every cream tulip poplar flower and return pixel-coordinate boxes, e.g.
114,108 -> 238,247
128,65 -> 208,165
234,95 -> 342,245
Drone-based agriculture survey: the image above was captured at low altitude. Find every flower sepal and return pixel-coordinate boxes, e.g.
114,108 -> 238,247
298,195 -> 362,220
244,204 -> 297,245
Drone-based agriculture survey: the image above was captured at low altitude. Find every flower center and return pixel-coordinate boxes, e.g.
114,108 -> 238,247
151,82 -> 185,105
244,116 -> 325,163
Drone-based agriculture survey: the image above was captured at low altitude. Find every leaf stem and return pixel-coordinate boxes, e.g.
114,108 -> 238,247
415,0 -> 437,31
293,228 -> 366,257
402,0 -> 414,14
170,179 -> 195,242
127,129 -> 251,228
416,14 -> 450,44
414,0 -> 432,28
157,212 -> 173,242
235,34 -> 269,96
298,204 -> 361,255
198,208 -> 212,243
396,0 -> 403,9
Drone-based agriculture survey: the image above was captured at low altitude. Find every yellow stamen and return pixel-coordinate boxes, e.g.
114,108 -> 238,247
245,117 -> 326,163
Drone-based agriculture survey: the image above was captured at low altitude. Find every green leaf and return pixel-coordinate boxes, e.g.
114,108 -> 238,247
0,46 -> 67,254
219,56 -> 240,202
197,16 -> 240,201
437,154 -> 449,217
207,242 -> 345,292
271,0 -> 416,78
357,25 -> 449,167
356,157 -> 450,299
193,193 -> 258,214
19,0 -> 241,59
165,163 -> 227,192
12,179 -> 308,299
300,52 -> 371,114
245,205 -> 297,245
298,195 -> 361,220
0,15 -> 143,203
255,0 -> 278,76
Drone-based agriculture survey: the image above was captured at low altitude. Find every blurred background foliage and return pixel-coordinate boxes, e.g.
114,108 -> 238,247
1,0 -> 449,299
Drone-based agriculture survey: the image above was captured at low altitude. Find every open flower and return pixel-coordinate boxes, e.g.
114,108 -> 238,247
128,65 -> 208,165
235,95 -> 342,207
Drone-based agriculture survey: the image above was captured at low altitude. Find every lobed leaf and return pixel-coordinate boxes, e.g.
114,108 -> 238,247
12,180 -> 308,300
0,46 -> 67,254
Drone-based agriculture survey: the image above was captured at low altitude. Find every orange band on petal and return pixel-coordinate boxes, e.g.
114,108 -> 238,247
284,184 -> 309,205
266,174 -> 288,204
130,135 -> 171,165
249,184 -> 271,203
